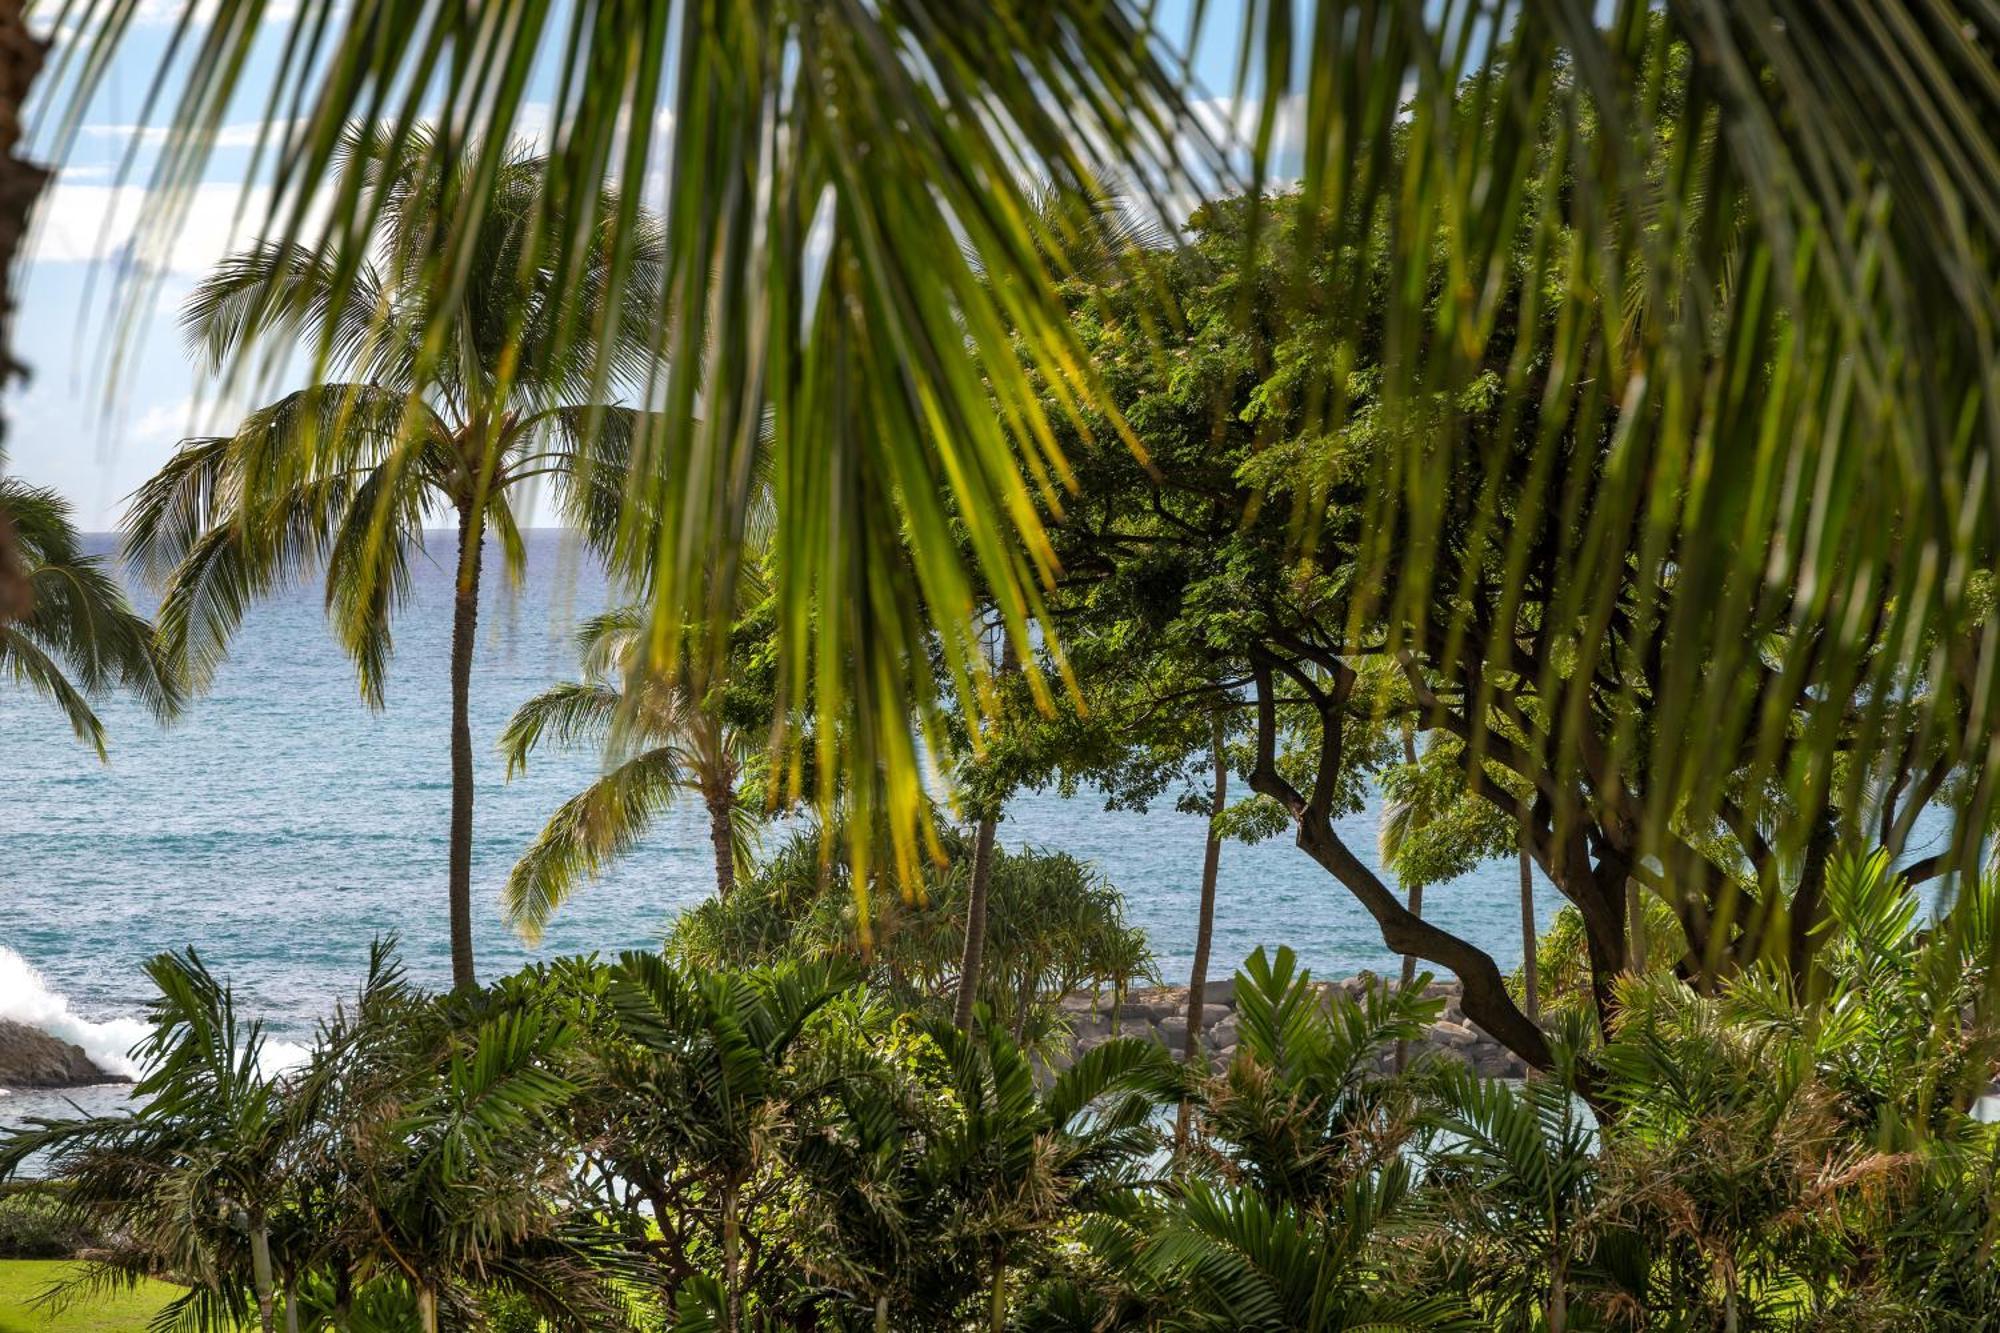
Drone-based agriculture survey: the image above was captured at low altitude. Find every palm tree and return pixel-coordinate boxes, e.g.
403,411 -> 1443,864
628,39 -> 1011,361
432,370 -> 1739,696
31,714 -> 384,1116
56,1 -> 2000,916
0,477 -> 178,754
500,604 -> 757,942
0,949 -> 291,1333
600,951 -> 858,1333
123,129 -> 664,990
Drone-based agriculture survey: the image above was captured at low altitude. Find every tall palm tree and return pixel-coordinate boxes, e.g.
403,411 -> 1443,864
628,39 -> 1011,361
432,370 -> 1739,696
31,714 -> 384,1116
1,476 -> 177,753
54,1 -> 2000,910
499,604 -> 757,942
124,129 -> 664,990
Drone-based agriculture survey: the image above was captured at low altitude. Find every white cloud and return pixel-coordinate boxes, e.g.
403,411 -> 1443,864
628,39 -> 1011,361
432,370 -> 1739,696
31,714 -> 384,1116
77,120 -> 304,152
29,179 -> 278,275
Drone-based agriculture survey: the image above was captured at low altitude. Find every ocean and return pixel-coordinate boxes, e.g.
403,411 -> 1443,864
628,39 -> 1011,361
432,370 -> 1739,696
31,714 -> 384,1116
6,530 -> 1574,1110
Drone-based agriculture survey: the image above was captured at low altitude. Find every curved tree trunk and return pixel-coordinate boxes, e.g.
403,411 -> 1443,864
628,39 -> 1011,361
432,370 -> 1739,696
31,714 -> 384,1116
954,631 -> 1016,1031
448,502 -> 484,992
705,786 -> 737,900
1176,714 -> 1227,1144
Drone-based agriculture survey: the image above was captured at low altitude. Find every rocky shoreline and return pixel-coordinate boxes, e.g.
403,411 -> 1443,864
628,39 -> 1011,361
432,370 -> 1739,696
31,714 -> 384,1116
1055,972 -> 1533,1079
0,1019 -> 127,1091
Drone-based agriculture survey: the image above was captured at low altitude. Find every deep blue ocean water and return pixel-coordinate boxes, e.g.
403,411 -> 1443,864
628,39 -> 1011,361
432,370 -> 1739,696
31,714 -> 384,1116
5,532 -> 1564,1078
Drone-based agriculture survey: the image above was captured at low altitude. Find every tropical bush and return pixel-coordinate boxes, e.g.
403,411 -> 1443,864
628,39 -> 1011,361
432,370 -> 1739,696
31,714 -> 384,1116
667,824 -> 1155,1049
0,1186 -> 95,1259
6,850 -> 1993,1331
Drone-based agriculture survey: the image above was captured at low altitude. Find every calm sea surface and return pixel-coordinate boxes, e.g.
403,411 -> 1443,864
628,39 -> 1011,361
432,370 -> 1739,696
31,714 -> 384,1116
6,531 -> 1585,1087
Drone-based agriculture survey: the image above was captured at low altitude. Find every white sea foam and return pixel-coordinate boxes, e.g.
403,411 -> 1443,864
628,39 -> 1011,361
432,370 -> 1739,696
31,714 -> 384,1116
0,947 -> 315,1083
0,945 -> 149,1079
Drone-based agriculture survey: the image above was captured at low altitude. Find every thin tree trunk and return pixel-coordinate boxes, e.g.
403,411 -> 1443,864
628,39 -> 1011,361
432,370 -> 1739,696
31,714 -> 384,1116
1177,714 -> 1228,1144
283,1276 -> 300,1333
954,815 -> 1000,1030
248,1224 -> 277,1333
954,632 -> 1017,1031
875,1295 -> 889,1333
448,502 -> 484,992
987,1244 -> 1006,1333
1627,876 -> 1646,975
416,1283 -> 439,1333
1520,844 -> 1540,1021
722,1178 -> 743,1333
1393,884 -> 1424,1073
705,787 -> 737,900
1394,723 -> 1423,1073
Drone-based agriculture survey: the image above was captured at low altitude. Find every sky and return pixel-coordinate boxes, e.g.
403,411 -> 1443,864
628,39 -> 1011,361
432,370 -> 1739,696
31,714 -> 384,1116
4,1 -> 1265,531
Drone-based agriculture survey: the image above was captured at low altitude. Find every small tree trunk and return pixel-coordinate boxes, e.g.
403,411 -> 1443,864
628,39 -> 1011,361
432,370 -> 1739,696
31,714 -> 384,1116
1393,883 -> 1424,1073
722,1178 -> 743,1333
248,1224 -> 277,1333
1177,715 -> 1228,1144
447,502 -> 485,992
875,1295 -> 890,1333
954,632 -> 1017,1030
283,1276 -> 300,1333
416,1283 -> 439,1333
705,786 -> 738,900
1520,845 -> 1540,1021
1627,876 -> 1646,975
987,1244 -> 1006,1333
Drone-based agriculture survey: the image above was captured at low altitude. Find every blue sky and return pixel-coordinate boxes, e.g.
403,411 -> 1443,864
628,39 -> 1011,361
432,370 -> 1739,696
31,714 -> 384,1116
6,2 -> 1263,529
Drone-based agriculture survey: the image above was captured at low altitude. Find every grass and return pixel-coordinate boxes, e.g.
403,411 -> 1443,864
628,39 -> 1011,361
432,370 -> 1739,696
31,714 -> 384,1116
0,1261 -> 180,1332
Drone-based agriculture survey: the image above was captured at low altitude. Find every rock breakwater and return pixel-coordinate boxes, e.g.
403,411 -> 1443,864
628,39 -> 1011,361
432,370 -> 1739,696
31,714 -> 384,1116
1055,972 -> 1532,1079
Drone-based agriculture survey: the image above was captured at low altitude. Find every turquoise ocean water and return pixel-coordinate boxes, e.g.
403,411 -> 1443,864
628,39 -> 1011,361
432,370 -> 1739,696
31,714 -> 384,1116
6,531 -> 1574,1087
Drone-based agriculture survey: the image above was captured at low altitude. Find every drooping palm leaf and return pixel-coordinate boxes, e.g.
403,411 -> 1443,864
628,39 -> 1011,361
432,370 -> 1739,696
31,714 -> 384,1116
40,0 -> 2000,927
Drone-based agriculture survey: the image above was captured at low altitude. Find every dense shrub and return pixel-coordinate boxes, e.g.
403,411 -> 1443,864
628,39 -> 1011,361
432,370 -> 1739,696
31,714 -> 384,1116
0,1186 -> 94,1259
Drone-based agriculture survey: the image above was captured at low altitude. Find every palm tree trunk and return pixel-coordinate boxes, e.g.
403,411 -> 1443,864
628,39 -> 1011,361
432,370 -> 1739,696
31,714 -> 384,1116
283,1276 -> 300,1333
448,502 -> 484,992
1177,714 -> 1228,1145
248,1223 -> 277,1333
416,1282 -> 439,1333
1520,844 -> 1540,1020
954,632 -> 1016,1031
705,787 -> 737,900
0,2 -> 50,623
874,1295 -> 889,1333
1626,876 -> 1646,974
987,1243 -> 1006,1333
722,1178 -> 743,1333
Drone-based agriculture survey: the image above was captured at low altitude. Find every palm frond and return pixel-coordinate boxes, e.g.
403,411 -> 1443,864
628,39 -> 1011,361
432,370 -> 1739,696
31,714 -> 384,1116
502,747 -> 690,944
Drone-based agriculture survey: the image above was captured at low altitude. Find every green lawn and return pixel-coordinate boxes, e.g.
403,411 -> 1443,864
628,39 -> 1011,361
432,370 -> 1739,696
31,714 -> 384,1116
0,1262 -> 180,1332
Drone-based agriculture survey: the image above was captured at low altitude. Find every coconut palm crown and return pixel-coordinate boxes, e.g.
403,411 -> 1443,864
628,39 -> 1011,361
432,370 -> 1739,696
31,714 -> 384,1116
500,604 -> 759,943
1,475 -> 178,755
123,128 -> 665,990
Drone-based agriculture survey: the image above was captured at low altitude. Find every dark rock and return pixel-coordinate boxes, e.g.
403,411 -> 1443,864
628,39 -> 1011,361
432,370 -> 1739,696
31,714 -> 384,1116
0,1019 -> 125,1089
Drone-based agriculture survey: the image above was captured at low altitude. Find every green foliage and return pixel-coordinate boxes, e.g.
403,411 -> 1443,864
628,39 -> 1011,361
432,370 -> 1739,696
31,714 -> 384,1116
0,478 -> 179,757
667,824 -> 1155,1044
0,1191 -> 93,1261
10,857 -> 2000,1330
